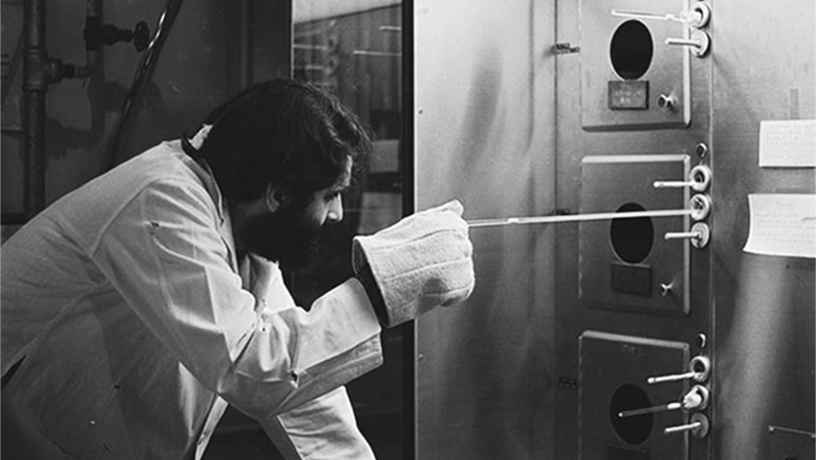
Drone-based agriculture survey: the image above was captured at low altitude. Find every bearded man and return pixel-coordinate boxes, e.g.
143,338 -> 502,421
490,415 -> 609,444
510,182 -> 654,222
1,79 -> 474,459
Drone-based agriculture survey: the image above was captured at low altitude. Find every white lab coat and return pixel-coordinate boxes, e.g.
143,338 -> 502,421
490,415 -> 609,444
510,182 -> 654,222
1,141 -> 383,459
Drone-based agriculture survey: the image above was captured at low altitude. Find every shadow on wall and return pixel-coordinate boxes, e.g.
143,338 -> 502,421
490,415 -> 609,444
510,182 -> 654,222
718,253 -> 815,459
418,33 -> 550,459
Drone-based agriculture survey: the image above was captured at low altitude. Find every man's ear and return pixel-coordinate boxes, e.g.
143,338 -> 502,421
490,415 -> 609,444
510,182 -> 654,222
264,184 -> 286,214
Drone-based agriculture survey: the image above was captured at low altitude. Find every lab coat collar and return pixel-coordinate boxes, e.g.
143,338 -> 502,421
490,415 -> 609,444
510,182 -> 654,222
172,141 -> 239,272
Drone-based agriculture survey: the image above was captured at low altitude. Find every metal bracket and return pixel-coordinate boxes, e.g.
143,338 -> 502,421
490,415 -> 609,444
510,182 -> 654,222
553,43 -> 580,54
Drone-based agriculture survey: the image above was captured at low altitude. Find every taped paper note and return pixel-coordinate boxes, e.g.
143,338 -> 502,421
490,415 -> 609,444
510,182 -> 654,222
759,120 -> 816,167
744,194 -> 816,258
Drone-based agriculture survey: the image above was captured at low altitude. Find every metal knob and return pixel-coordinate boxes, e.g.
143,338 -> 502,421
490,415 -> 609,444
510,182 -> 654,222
659,282 -> 674,297
689,194 -> 712,221
689,3 -> 711,28
664,413 -> 710,438
665,222 -> 710,249
682,385 -> 710,411
648,355 -> 711,385
657,94 -> 677,109
695,142 -> 709,159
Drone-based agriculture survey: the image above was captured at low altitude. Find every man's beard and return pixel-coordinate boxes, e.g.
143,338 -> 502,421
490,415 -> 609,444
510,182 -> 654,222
239,199 -> 322,269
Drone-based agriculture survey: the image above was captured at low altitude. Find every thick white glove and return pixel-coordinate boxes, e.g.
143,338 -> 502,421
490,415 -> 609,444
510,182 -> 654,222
352,200 -> 475,328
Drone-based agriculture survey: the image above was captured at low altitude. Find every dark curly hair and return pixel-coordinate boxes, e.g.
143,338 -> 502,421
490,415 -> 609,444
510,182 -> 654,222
183,79 -> 371,202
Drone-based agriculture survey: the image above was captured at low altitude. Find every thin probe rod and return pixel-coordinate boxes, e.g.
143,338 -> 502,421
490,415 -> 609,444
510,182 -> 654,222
618,402 -> 682,418
467,209 -> 693,228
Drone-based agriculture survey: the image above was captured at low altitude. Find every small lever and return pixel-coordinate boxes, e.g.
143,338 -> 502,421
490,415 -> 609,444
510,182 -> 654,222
611,3 -> 710,28
618,385 -> 710,418
664,222 -> 710,249
618,402 -> 682,418
654,164 -> 712,192
648,356 -> 711,385
666,30 -> 711,57
648,370 -> 697,384
664,413 -> 710,437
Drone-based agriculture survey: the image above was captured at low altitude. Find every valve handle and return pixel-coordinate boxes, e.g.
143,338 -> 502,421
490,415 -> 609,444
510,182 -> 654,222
654,164 -> 712,192
666,30 -> 711,57
664,222 -> 710,249
648,356 -> 711,384
664,413 -> 710,438
132,21 -> 151,52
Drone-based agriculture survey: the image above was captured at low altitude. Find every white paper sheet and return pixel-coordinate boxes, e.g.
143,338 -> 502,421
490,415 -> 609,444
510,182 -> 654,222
759,120 -> 816,167
744,194 -> 816,258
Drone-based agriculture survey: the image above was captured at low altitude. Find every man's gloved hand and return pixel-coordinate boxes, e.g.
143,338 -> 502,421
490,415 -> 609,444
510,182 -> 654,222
352,200 -> 475,328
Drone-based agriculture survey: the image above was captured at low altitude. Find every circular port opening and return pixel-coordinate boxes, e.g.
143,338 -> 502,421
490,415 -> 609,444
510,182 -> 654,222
610,20 -> 654,80
610,202 -> 654,264
609,384 -> 654,445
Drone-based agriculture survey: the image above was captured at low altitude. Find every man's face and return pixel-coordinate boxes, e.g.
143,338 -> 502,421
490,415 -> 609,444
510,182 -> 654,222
240,158 -> 352,268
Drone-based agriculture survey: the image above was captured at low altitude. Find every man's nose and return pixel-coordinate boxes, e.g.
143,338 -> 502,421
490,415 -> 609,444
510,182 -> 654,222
326,195 -> 344,224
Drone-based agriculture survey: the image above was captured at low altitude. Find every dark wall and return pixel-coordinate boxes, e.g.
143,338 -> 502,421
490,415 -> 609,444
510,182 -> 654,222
1,0 -> 291,215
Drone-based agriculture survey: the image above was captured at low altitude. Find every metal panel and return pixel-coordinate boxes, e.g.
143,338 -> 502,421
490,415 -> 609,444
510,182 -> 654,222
414,0 -> 557,458
580,0 -> 692,130
710,0 -> 816,459
555,0 -> 713,458
579,331 -> 691,460
579,155 -> 691,315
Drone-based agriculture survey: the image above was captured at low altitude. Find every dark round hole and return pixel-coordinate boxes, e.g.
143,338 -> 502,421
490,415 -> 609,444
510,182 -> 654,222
610,202 -> 654,264
610,20 -> 654,80
609,384 -> 654,445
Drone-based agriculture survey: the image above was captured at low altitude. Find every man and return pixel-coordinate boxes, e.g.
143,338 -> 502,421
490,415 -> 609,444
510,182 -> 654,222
1,79 -> 474,459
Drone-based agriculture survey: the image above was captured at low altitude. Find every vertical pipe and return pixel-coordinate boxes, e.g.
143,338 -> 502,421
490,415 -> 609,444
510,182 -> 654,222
72,0 -> 100,78
23,0 -> 47,219
400,1 -> 415,459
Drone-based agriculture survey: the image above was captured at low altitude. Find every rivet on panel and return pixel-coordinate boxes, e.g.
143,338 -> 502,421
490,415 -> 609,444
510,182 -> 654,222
695,142 -> 708,159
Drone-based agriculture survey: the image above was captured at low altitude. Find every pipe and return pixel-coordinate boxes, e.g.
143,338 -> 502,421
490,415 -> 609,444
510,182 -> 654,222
23,0 -> 49,218
22,0 -> 101,218
22,0 -> 159,217
72,0 -> 100,79
106,0 -> 185,171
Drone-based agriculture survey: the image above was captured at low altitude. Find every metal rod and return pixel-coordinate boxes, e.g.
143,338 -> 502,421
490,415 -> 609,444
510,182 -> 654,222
467,209 -> 692,228
666,38 -> 701,48
664,231 -> 700,240
647,370 -> 698,384
352,50 -> 401,57
619,402 -> 681,418
612,9 -> 683,22
654,180 -> 694,188
768,425 -> 816,439
664,421 -> 702,435
611,8 -> 702,25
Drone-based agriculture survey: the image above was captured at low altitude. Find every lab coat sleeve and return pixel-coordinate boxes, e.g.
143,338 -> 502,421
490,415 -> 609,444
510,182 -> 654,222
261,386 -> 376,460
90,177 -> 383,420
